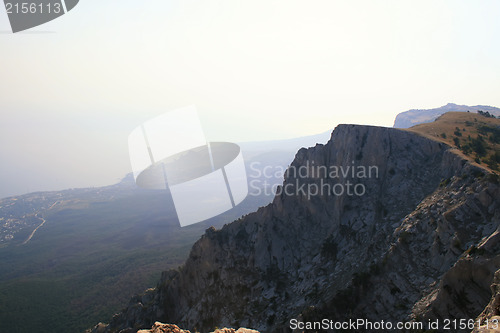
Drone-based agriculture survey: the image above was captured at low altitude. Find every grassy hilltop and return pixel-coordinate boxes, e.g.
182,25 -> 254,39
407,111 -> 500,172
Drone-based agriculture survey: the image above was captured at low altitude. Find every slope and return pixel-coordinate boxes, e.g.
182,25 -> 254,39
407,111 -> 500,171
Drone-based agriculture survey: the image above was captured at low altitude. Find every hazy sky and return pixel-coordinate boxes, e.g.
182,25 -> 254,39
1,0 -> 500,197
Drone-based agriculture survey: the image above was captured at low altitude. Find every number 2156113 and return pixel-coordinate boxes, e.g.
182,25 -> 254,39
5,2 -> 62,14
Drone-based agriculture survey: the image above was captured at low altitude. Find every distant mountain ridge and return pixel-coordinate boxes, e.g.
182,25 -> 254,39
393,103 -> 500,128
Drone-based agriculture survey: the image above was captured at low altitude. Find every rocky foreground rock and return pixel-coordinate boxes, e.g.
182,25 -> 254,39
90,321 -> 259,333
91,124 -> 500,333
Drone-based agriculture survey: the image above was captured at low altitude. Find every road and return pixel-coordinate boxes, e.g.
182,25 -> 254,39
21,201 -> 58,245
22,214 -> 47,245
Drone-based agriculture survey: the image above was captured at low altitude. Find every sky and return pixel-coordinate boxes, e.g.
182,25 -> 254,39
1,0 -> 500,197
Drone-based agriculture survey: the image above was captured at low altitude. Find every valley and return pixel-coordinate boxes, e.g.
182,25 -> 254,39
0,141 -> 308,333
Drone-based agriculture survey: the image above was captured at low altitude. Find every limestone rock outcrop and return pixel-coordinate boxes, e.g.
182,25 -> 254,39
92,124 -> 500,333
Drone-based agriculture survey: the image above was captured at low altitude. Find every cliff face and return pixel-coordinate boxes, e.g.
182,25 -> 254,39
96,124 -> 500,333
473,268 -> 500,332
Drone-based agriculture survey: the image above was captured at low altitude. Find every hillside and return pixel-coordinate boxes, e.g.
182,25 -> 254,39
92,124 -> 500,333
407,111 -> 500,172
0,153 -> 295,333
393,103 -> 500,128
0,178 -> 233,333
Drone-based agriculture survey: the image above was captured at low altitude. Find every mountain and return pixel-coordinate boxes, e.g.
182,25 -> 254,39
0,133 -> 329,333
91,121 -> 500,333
393,103 -> 500,128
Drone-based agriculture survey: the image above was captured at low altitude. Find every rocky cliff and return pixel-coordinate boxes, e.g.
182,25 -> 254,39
92,124 -> 500,333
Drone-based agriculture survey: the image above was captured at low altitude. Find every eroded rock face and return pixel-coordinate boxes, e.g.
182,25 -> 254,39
94,124 -> 500,333
472,268 -> 500,333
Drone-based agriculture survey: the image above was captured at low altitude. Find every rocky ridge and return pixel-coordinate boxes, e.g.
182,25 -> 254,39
92,124 -> 500,333
393,103 -> 500,128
